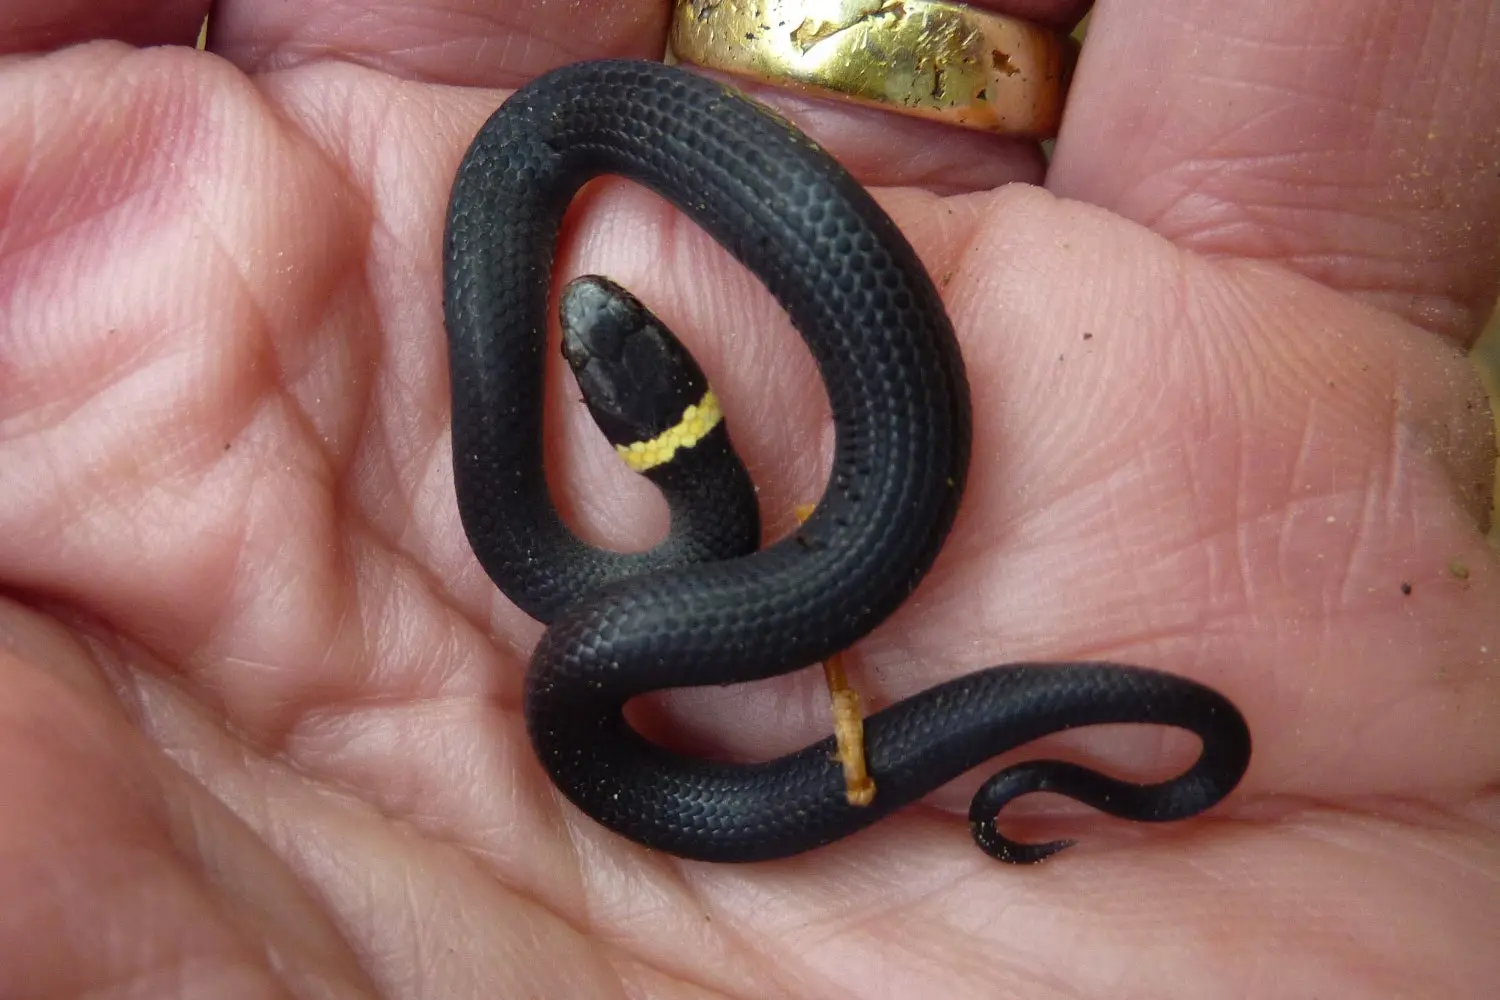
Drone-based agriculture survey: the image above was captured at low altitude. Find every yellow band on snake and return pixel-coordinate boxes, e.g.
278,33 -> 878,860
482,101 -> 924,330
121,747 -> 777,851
616,391 -> 724,472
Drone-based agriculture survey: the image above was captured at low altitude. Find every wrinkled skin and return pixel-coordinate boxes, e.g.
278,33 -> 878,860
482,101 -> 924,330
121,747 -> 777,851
2,1 -> 1498,997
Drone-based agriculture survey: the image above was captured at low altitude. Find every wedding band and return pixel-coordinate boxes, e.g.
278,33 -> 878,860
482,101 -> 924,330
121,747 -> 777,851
668,0 -> 1076,137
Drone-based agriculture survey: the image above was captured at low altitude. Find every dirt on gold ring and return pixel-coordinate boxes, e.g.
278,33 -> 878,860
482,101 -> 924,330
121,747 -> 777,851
668,0 -> 1077,138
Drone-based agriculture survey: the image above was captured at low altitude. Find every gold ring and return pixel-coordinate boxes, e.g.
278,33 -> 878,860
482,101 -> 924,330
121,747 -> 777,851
668,0 -> 1076,137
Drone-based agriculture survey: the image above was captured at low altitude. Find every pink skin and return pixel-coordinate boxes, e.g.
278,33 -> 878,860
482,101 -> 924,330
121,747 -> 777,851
0,0 -> 1497,997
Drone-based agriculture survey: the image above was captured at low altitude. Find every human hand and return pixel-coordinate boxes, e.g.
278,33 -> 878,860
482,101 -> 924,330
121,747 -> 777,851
1,1 -> 1496,997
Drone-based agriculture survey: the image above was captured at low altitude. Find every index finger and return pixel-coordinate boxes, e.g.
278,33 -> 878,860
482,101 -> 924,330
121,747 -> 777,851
202,0 -> 1086,192
205,0 -> 671,88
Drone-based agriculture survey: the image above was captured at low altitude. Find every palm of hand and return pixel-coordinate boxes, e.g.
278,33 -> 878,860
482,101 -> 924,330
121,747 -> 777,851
1,2 -> 1497,997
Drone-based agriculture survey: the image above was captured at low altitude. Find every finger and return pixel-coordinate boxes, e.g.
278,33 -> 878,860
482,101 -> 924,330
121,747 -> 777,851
1049,0 -> 1500,343
207,0 -> 671,88
701,0 -> 1083,192
689,73 -> 1053,195
207,0 -> 1084,86
206,0 -> 1078,192
0,0 -> 208,55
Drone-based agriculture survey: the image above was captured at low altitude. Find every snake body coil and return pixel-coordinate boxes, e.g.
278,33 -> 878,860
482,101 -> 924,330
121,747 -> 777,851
443,60 -> 1251,863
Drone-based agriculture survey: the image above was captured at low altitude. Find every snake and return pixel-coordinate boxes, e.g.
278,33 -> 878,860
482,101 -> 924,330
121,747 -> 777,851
442,59 -> 1252,864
